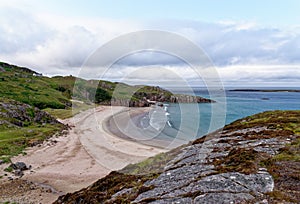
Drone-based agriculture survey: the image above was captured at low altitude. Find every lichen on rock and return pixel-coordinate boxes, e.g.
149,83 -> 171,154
55,110 -> 300,204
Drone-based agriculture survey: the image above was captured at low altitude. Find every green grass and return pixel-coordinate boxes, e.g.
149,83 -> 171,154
270,137 -> 300,162
0,97 -> 66,158
4,166 -> 13,173
224,110 -> 300,134
1,61 -> 209,111
0,65 -> 70,109
43,109 -> 74,120
44,101 -> 94,119
0,156 -> 11,163
120,146 -> 184,175
0,124 -> 64,157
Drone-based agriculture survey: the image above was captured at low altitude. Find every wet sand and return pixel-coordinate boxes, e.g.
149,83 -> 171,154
104,106 -> 190,149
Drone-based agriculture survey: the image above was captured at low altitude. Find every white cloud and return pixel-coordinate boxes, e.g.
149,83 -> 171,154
0,6 -> 299,86
73,63 -> 300,88
217,64 -> 300,86
0,7 -> 141,74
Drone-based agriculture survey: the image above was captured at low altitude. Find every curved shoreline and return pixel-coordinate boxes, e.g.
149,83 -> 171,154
103,106 -> 190,149
0,106 -> 167,203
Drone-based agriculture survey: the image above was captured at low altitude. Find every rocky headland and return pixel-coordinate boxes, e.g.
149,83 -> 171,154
55,110 -> 300,204
105,86 -> 214,107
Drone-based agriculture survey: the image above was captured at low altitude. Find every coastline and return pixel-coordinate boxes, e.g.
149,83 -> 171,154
0,106 -> 167,203
103,106 -> 190,149
229,89 -> 300,92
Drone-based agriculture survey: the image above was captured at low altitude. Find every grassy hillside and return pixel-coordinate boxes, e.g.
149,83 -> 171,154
0,61 -> 213,118
0,62 -> 164,108
0,62 -> 71,109
0,98 -> 66,161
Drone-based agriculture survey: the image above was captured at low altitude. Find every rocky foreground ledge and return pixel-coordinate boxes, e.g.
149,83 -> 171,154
55,110 -> 300,204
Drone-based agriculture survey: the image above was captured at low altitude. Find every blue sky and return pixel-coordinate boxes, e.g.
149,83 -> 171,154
21,0 -> 300,26
0,0 -> 299,86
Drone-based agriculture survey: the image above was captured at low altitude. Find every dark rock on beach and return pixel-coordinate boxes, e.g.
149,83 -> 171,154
10,162 -> 28,171
6,162 -> 32,178
14,169 -> 24,177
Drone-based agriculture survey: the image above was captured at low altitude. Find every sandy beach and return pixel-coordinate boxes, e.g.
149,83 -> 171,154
0,106 -> 167,203
106,106 -> 190,149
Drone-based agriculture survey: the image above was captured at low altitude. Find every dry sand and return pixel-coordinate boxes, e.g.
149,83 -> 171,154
0,106 -> 166,203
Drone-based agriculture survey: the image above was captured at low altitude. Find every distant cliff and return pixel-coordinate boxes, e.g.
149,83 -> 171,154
104,86 -> 214,107
55,110 -> 300,204
107,94 -> 214,107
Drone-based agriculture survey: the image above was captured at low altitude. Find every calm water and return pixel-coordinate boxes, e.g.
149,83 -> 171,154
147,88 -> 300,142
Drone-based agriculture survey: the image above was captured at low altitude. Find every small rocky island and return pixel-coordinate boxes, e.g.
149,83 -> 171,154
55,110 -> 300,203
229,89 -> 300,92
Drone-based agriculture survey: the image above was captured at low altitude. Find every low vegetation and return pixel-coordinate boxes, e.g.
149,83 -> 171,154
0,98 -> 66,160
120,146 -> 184,175
223,110 -> 300,134
55,110 -> 300,203
262,136 -> 300,202
219,110 -> 300,202
44,101 -> 94,119
0,62 -> 71,109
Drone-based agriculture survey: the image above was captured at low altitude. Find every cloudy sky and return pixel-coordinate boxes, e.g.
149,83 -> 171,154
0,0 -> 300,86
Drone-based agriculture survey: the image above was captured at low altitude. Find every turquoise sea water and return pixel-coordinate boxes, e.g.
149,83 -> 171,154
145,88 -> 300,143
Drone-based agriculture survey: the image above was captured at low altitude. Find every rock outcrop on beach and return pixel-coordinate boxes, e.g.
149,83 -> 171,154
0,99 -> 61,128
55,110 -> 300,204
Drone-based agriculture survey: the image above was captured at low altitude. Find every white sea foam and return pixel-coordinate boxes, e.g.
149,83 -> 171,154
149,105 -> 170,131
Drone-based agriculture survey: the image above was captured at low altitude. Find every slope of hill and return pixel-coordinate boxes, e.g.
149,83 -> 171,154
0,62 -> 213,110
0,98 -> 67,159
55,110 -> 300,203
0,61 -> 214,120
0,62 -> 72,109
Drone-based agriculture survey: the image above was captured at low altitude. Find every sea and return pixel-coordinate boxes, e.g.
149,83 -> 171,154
137,87 -> 300,148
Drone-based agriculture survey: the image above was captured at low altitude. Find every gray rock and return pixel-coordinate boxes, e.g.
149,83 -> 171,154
148,197 -> 193,204
10,162 -> 28,171
194,193 -> 255,204
221,172 -> 274,194
0,159 -> 4,165
189,174 -> 250,194
14,169 -> 24,177
134,135 -> 275,204
111,187 -> 134,198
0,65 -> 5,72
